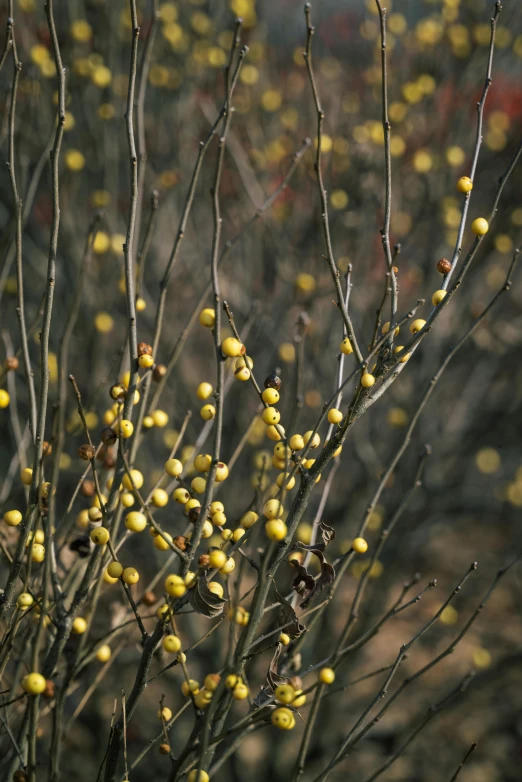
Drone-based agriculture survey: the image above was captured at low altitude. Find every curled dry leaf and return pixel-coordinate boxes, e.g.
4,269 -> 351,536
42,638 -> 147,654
188,576 -> 226,618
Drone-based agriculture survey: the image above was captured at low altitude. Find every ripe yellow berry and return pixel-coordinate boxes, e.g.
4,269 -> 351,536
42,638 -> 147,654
234,366 -> 251,381
0,389 -> 10,407
154,531 -> 173,551
188,771 -> 209,782
292,690 -> 307,708
232,528 -> 245,543
221,337 -> 245,357
194,453 -> 212,472
125,511 -> 147,533
119,420 -> 134,438
303,430 -> 320,449
232,682 -> 249,700
21,468 -> 33,485
266,424 -> 284,441
340,337 -> 353,355
271,707 -> 294,730
151,409 -> 168,428
410,319 -> 426,334
210,500 -> 224,515
393,346 -> 411,363
199,308 -> 215,328
471,217 -> 489,235
157,603 -> 170,620
121,492 -> 135,508
122,469 -> 143,491
185,498 -> 201,514
138,354 -> 154,369
382,321 -> 400,336
241,511 -> 258,529
21,672 -> 47,695
152,488 -> 169,507
165,574 -> 187,598
163,634 -> 182,653
279,632 -> 290,646
108,562 -> 123,578
196,382 -> 213,400
96,644 -> 112,662
72,617 -> 87,634
276,472 -> 295,490
122,567 -> 139,585
31,543 -> 45,563
457,176 -> 473,193
181,679 -> 200,697
361,373 -> 375,388
204,673 -> 221,691
432,289 -> 447,306
90,527 -> 109,545
185,571 -> 197,588
4,510 -> 22,527
289,434 -> 305,451
327,408 -> 343,424
274,442 -> 291,460
263,498 -> 284,519
274,684 -> 296,704
194,689 -> 213,709
173,487 -> 190,504
262,388 -> 280,405
208,581 -> 224,598
215,462 -> 229,482
265,519 -> 287,541
103,569 -> 118,584
191,477 -> 206,495
220,557 -> 235,575
165,458 -> 183,477
136,296 -> 146,312
352,537 -> 368,554
319,667 -> 335,684
17,592 -> 34,609
200,404 -> 216,420
262,407 -> 280,426
208,549 -> 227,569
212,511 -> 227,527
158,706 -> 172,721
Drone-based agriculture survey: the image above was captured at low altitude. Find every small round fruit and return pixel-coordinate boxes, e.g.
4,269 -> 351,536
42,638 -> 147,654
200,404 -> 216,420
152,488 -> 169,507
104,569 -> 118,585
31,543 -> 45,563
208,549 -> 227,570
410,319 -> 426,334
214,462 -> 229,482
327,408 -> 343,425
194,690 -> 213,709
96,644 -> 111,662
265,519 -> 287,541
432,289 -> 447,306
235,366 -> 250,381
219,557 -> 235,575
279,632 -> 290,646
274,684 -> 296,704
471,217 -> 489,235
21,672 -> 46,695
352,537 -> 368,554
122,567 -> 139,585
90,527 -> 109,546
271,707 -> 294,730
263,499 -> 284,519
187,771 -> 209,782
154,531 -> 173,551
210,500 -> 224,515
292,690 -> 307,708
151,409 -> 168,428
108,561 -> 123,578
303,430 -> 320,449
72,617 -> 87,634
340,337 -> 353,355
119,420 -> 134,438
208,581 -> 224,598
262,407 -> 280,426
232,682 -> 249,700
125,511 -> 147,533
121,492 -> 135,507
191,477 -> 206,495
4,510 -> 22,527
165,574 -> 187,598
163,634 -> 182,653
181,679 -> 200,697
158,706 -> 172,721
122,469 -> 143,491
235,355 -> 253,370
361,373 -> 375,389
241,511 -> 258,529
457,176 -> 473,193
138,354 -> 154,369
194,453 -> 212,472
17,592 -> 34,609
319,667 -> 335,684
196,382 -> 213,400
204,673 -> 221,691
289,434 -> 304,451
165,458 -> 183,477
221,337 -> 245,357
21,468 -> 33,485
262,387 -> 280,405
199,308 -> 215,328
211,511 -> 227,527
0,389 -> 10,407
276,472 -> 295,490
173,487 -> 190,504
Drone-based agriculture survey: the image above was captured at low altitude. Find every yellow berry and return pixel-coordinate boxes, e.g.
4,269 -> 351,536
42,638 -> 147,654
96,644 -> 112,662
232,528 -> 245,543
181,679 -> 200,697
263,498 -> 284,519
382,321 -> 400,337
191,477 -> 206,495
241,511 -> 258,529
215,462 -> 229,482
151,409 -> 168,428
340,337 -> 353,355
196,382 -> 213,400
208,549 -> 227,569
210,501 -> 224,515
31,543 -> 45,563
138,354 -> 154,369
266,424 -> 284,441
17,592 -> 34,609
4,510 -> 22,527
163,634 -> 182,653
234,365 -> 251,381
119,419 -> 134,438
121,491 -> 135,507
327,408 -> 343,424
204,673 -> 221,691
303,430 -> 320,449
21,467 -> 33,485
232,682 -> 249,700
409,319 -> 426,334
361,373 -> 375,388
21,672 -> 47,695
271,707 -> 294,730
265,519 -> 287,541
219,557 -> 235,575
188,771 -> 209,782
200,404 -> 216,420
165,458 -> 183,477
471,217 -> 489,235
212,511 -> 227,527
154,531 -> 173,551
352,537 -> 368,554
393,346 -> 411,364
276,472 -> 295,490
289,434 -> 305,451
457,176 -> 473,193
279,632 -> 290,646
221,337 -> 245,357
165,574 -> 187,598
262,388 -> 280,405
262,407 -> 280,426
122,567 -> 139,585
194,453 -> 212,472
319,667 -> 335,684
152,488 -> 169,507
208,581 -> 224,598
274,684 -> 296,704
199,308 -> 215,328
173,487 -> 190,504
125,511 -> 147,533
292,690 -> 307,708
432,289 -> 447,306
0,389 -> 10,408
90,527 -> 109,545
158,706 -> 172,721
185,498 -> 201,514
107,561 -> 123,578
235,356 -> 254,370
72,617 -> 87,634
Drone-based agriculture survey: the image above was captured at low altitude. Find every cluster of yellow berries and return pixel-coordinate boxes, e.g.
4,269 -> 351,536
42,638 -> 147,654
103,561 -> 140,585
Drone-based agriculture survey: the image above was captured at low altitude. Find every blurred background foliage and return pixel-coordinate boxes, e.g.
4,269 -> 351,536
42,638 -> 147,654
1,0 -> 522,780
